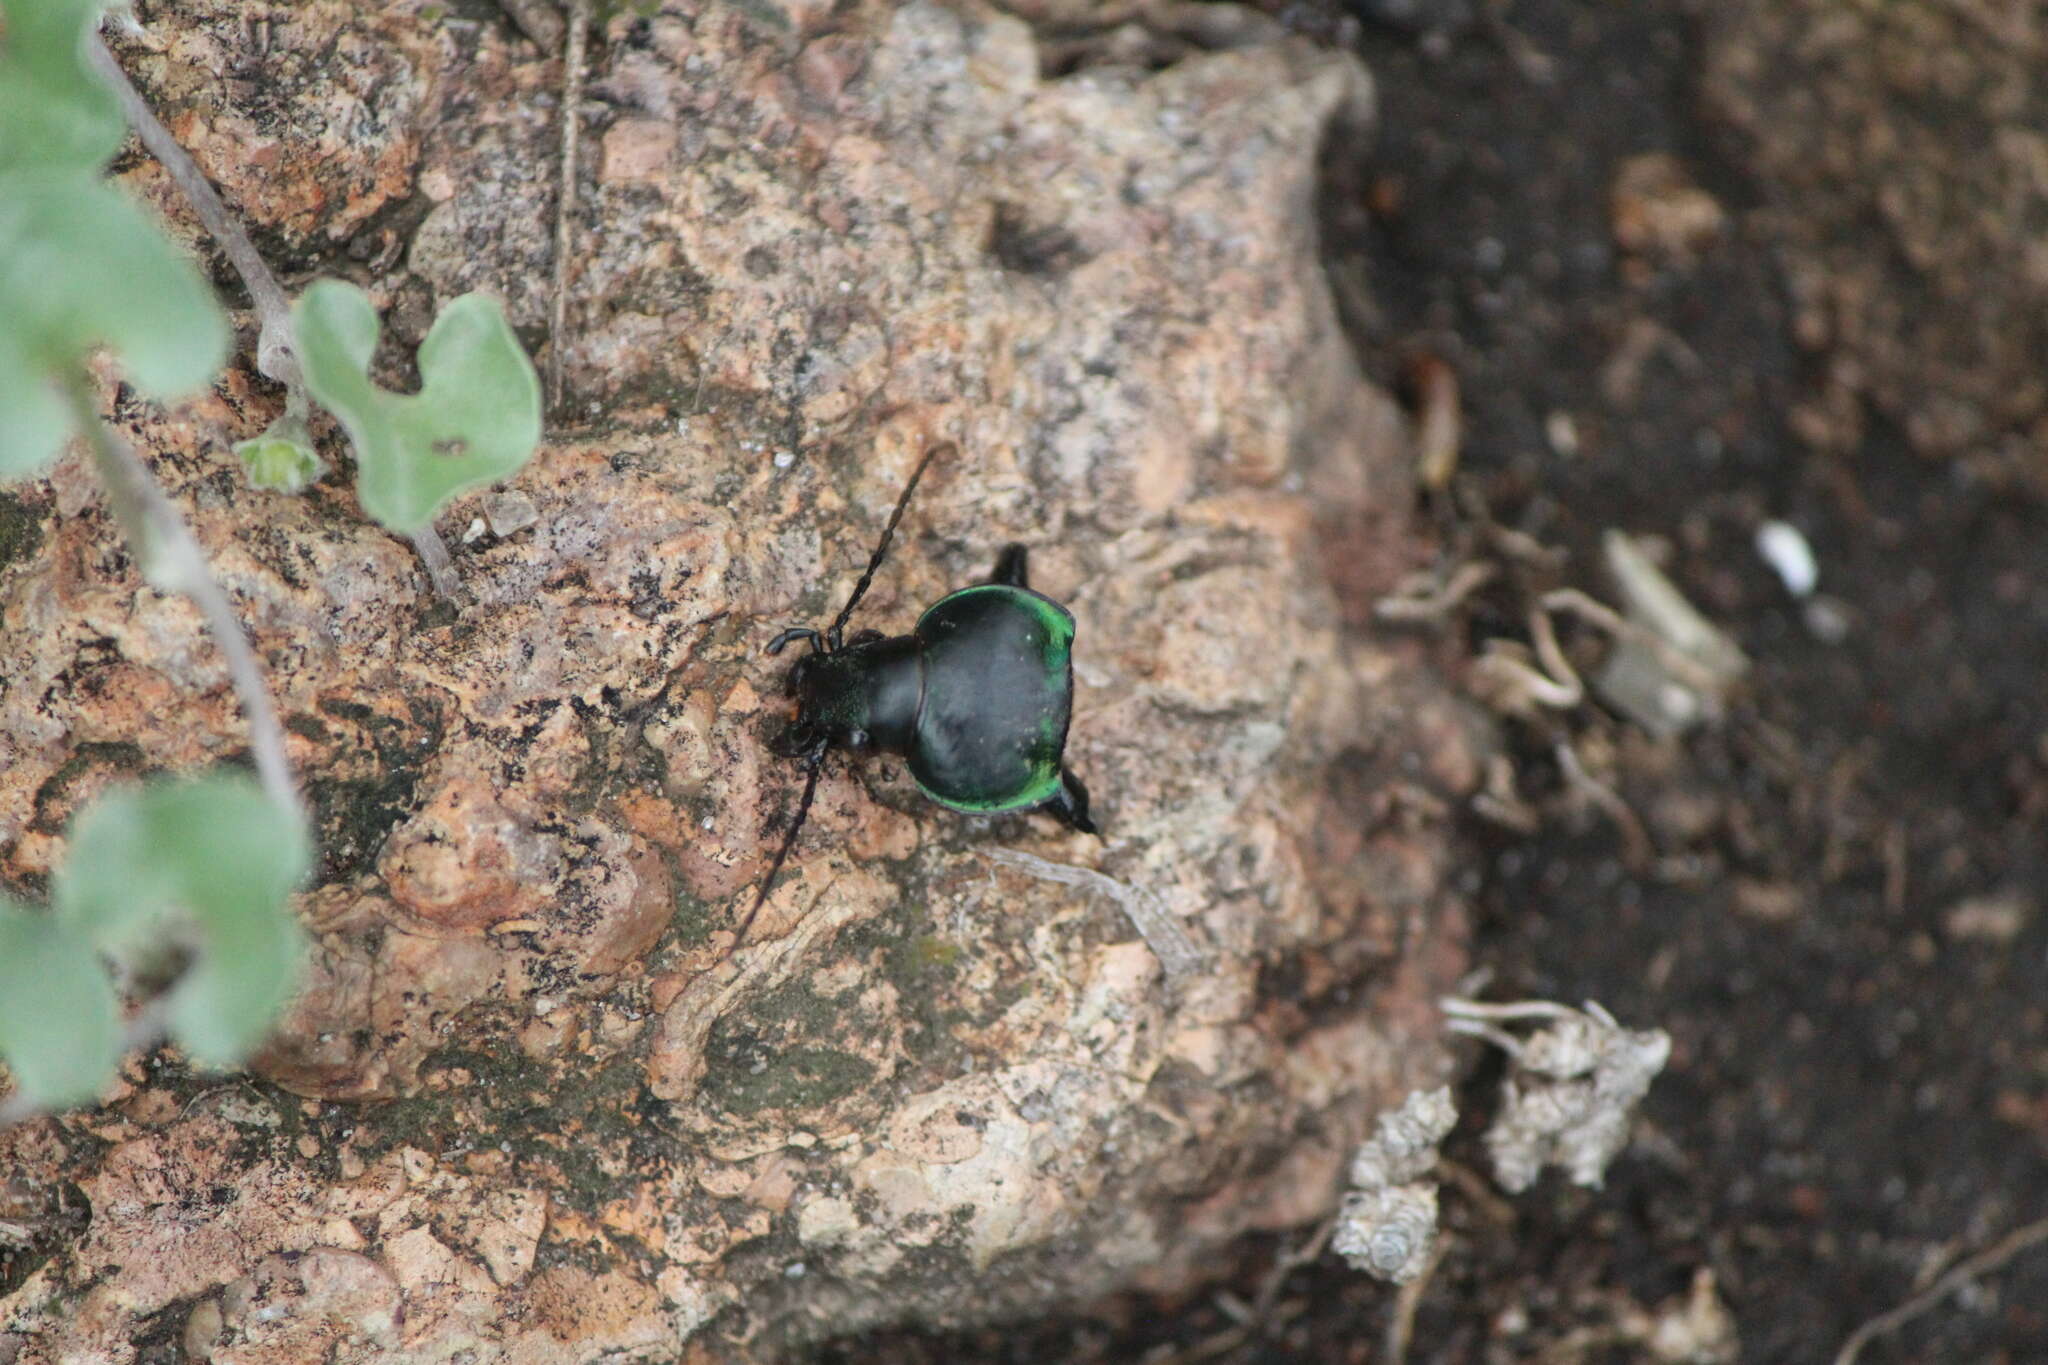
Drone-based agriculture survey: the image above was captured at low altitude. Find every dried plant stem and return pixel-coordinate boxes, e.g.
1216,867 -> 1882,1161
982,847 -> 1207,979
86,32 -> 301,397
547,0 -> 592,411
410,526 -> 461,598
58,370 -> 302,823
1833,1216 -> 2048,1365
1384,1234 -> 1446,1365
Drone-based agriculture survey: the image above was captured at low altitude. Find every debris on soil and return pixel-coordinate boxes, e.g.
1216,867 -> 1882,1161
1593,530 -> 1748,737
1332,1085 -> 1456,1283
1609,152 -> 1726,266
1443,997 -> 1671,1193
1753,519 -> 1817,598
1405,353 -> 1463,490
1832,1217 -> 2048,1365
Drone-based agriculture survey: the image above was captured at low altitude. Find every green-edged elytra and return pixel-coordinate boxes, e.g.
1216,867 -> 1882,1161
738,442 -> 1096,940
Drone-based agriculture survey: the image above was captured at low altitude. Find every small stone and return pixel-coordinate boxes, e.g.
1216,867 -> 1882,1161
484,491 -> 539,538
1754,520 -> 1818,597
182,1300 -> 223,1362
1943,891 -> 2031,944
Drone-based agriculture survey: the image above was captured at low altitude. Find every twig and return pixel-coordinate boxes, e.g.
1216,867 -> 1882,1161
58,371 -> 302,823
1252,1214 -> 1339,1319
981,847 -> 1207,979
1832,1216 -> 2048,1365
1384,1234 -> 1446,1365
547,0 -> 591,411
1374,560 -> 1497,625
86,31 -> 301,398
1554,738 -> 1654,868
1539,587 -> 1730,699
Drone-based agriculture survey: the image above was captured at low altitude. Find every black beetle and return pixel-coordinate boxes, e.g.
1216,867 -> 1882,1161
738,441 -> 1096,939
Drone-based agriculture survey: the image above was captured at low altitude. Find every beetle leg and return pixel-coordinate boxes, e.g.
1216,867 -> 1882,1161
990,544 -> 1031,588
766,626 -> 824,656
1042,766 -> 1097,834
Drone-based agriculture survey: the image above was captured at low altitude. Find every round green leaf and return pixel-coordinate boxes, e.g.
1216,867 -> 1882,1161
0,0 -> 125,175
0,172 -> 230,476
294,280 -> 542,534
0,898 -> 120,1108
54,773 -> 311,1068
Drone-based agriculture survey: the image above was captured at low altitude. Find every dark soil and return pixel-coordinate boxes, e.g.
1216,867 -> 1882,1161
822,1 -> 2048,1362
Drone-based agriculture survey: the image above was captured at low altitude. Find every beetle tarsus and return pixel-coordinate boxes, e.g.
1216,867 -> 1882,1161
991,544 -> 1030,588
766,626 -> 823,656
1044,766 -> 1097,834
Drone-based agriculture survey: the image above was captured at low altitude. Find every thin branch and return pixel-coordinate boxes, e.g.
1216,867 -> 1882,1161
547,0 -> 592,411
1833,1217 -> 2048,1365
1554,738 -> 1654,868
1384,1234 -> 1447,1365
982,847 -> 1207,980
86,31 -> 301,399
58,371 -> 302,823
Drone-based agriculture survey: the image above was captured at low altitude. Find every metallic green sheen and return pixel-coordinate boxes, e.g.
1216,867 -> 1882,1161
907,584 -> 1075,812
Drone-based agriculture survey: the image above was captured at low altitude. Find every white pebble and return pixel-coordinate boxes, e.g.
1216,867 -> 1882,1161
1755,520 -> 1818,597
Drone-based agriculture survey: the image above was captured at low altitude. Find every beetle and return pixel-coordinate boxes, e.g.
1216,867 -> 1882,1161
737,441 -> 1096,940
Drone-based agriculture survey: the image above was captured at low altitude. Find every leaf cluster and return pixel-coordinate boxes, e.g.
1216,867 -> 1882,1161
0,0 -> 543,531
0,0 -> 544,1112
0,776 -> 310,1108
0,0 -> 226,474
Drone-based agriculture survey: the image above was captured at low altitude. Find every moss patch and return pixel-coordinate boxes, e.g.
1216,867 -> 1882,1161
0,492 -> 45,573
700,1044 -> 875,1116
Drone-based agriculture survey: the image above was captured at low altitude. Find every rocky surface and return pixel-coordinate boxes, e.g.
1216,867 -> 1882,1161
0,1 -> 1477,1359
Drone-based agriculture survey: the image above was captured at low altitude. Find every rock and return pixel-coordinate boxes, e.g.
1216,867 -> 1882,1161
0,1 -> 1477,1359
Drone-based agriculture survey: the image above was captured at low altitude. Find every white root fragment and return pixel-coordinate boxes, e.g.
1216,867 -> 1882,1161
981,848 -> 1207,980
1595,530 -> 1748,736
1443,996 -> 1670,1193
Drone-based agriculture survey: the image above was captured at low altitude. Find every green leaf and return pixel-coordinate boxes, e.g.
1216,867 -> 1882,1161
0,171 -> 230,476
0,898 -> 120,1108
54,774 -> 311,1068
234,412 -> 324,493
0,0 -> 124,175
293,280 -> 541,534
0,328 -> 69,475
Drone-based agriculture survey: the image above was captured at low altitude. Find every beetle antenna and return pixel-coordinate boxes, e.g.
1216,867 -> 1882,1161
734,740 -> 828,946
827,440 -> 952,647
